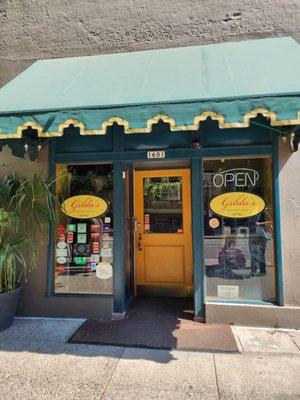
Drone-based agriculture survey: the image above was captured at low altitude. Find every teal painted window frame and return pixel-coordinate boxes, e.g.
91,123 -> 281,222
194,142 -> 283,318
46,147 -> 119,301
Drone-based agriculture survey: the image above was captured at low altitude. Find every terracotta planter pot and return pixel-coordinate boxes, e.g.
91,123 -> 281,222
0,287 -> 21,331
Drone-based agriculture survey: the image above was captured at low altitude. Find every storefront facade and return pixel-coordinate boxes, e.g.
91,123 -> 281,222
48,121 -> 283,319
0,37 -> 300,327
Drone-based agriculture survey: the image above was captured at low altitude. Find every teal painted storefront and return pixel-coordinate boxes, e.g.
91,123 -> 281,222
0,36 -> 299,322
46,118 -> 284,319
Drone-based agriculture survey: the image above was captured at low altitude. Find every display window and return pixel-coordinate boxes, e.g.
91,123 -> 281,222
54,163 -> 113,295
203,157 -> 276,303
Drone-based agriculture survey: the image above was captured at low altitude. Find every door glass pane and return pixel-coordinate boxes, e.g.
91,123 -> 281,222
203,157 -> 276,303
143,176 -> 183,233
55,163 -> 113,295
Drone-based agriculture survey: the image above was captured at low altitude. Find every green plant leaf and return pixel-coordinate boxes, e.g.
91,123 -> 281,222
0,172 -> 56,294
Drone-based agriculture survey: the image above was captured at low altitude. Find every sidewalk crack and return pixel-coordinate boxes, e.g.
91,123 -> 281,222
99,346 -> 125,400
19,319 -> 46,340
288,333 -> 300,352
213,353 -> 221,400
236,333 -> 244,353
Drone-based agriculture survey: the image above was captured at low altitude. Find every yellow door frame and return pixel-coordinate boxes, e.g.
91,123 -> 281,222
134,169 -> 193,297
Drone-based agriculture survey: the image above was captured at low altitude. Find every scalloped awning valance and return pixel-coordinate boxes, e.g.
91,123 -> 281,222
0,37 -> 300,138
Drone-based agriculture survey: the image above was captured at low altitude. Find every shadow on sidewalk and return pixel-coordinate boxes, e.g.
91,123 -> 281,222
0,297 -> 238,364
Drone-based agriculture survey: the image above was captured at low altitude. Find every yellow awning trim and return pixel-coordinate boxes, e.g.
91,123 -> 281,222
1,108 -> 300,139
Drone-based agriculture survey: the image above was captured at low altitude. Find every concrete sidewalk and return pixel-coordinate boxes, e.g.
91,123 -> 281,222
0,318 -> 299,400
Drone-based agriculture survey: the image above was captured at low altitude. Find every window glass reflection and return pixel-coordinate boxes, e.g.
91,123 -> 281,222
55,164 -> 113,295
203,157 -> 276,302
143,176 -> 183,233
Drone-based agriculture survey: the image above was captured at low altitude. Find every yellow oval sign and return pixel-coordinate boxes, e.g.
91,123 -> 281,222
210,192 -> 265,219
61,195 -> 108,219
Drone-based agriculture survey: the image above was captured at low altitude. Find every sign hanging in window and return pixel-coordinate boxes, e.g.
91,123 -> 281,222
209,191 -> 265,219
61,195 -> 109,219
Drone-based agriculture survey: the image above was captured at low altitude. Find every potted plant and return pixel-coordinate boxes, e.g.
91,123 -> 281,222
0,173 -> 55,331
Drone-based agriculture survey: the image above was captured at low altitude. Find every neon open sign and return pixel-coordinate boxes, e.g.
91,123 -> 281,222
213,168 -> 259,188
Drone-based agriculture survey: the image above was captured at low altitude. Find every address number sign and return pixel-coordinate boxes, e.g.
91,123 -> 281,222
147,151 -> 166,159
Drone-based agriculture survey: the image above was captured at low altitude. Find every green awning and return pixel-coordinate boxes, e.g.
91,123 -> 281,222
0,36 -> 300,138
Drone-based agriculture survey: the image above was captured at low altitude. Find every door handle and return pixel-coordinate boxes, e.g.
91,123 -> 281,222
138,232 -> 142,251
133,217 -> 142,234
133,217 -> 138,233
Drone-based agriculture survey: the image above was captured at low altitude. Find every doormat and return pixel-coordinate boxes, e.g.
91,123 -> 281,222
69,298 -> 238,352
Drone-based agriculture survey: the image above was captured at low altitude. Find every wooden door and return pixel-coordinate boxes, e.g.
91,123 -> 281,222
134,169 -> 193,297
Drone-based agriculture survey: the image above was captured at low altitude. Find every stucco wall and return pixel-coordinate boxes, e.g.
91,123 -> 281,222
279,139 -> 300,306
0,0 -> 300,87
0,145 -> 48,177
